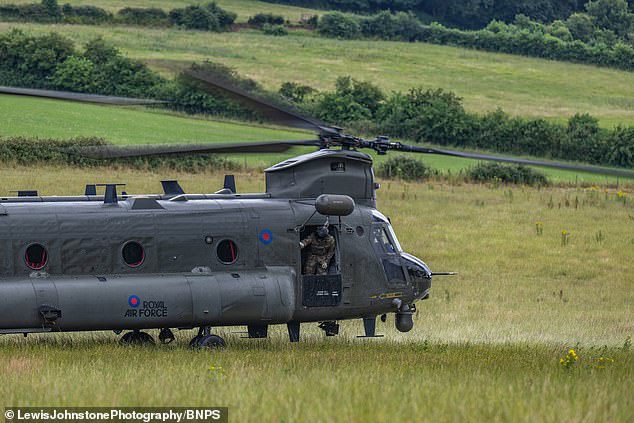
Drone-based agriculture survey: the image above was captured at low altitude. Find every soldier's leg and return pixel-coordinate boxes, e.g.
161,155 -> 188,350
315,259 -> 328,275
304,255 -> 317,275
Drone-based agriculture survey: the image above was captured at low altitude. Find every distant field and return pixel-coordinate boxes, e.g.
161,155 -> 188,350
0,168 -> 632,421
2,0 -> 323,22
2,95 -> 631,184
3,23 -> 634,128
0,94 -> 307,144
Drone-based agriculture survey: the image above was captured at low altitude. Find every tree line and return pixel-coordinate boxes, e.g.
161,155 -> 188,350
316,0 -> 634,71
0,0 -> 236,31
262,0 -> 634,30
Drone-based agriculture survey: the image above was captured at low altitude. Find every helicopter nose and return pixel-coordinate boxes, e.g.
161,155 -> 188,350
400,252 -> 432,301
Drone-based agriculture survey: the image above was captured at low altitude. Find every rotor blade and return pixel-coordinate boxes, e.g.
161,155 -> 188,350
184,69 -> 338,135
71,140 -> 322,159
0,86 -> 166,105
398,144 -> 634,178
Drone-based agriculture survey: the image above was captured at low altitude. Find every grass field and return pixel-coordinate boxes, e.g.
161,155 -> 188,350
0,166 -> 632,421
0,94 -> 307,144
3,22 -> 634,127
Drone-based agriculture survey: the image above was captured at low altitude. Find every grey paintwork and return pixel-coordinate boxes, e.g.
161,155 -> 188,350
0,150 -> 432,335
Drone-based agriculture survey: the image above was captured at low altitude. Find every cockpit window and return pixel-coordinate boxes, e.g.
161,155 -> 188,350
372,211 -> 403,252
385,224 -> 402,252
372,226 -> 397,254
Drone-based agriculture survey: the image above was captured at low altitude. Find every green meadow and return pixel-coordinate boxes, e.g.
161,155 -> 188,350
3,21 -> 634,127
0,94 -> 307,144
0,167 -> 632,422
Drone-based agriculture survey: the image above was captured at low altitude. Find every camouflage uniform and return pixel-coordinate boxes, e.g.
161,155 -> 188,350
300,232 -> 336,275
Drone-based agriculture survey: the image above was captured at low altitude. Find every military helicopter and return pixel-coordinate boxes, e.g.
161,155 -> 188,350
1,72 -> 633,348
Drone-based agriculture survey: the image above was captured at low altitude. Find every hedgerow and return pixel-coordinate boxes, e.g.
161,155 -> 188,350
466,162 -> 550,186
316,8 -> 634,72
376,156 -> 438,181
0,0 -> 235,32
290,77 -> 634,169
0,137 -> 238,171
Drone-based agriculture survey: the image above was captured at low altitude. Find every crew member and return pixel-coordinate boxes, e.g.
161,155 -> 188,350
300,225 -> 336,275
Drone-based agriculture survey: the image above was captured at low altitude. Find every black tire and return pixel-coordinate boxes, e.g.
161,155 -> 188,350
189,335 -> 202,348
136,332 -> 155,345
196,334 -> 226,349
120,331 -> 155,345
120,331 -> 136,344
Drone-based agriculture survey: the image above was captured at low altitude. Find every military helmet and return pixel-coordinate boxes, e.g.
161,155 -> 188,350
317,225 -> 329,238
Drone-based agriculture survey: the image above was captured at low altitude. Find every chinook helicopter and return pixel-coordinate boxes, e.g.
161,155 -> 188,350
1,72 -> 633,348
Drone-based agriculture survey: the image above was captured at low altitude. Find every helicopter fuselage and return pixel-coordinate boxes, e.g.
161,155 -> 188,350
0,149 -> 432,341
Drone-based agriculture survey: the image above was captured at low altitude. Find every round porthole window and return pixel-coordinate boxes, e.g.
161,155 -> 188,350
122,241 -> 145,268
216,239 -> 238,264
25,243 -> 48,270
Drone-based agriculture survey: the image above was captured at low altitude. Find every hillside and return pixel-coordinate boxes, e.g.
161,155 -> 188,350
2,21 -> 634,128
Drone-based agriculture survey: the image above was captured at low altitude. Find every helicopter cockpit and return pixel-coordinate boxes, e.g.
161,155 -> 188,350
371,211 -> 431,300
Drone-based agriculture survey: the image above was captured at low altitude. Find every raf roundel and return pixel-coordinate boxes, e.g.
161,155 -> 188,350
259,229 -> 273,245
128,295 -> 141,308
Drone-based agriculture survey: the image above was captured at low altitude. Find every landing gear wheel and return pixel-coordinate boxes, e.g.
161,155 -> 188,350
196,335 -> 226,349
159,328 -> 175,344
120,330 -> 155,345
189,326 -> 225,349
189,335 -> 202,348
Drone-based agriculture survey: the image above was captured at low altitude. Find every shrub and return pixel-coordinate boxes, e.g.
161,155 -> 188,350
41,0 -> 60,17
565,13 -> 595,42
0,1 -> 59,23
585,0 -> 634,37
316,76 -> 384,124
377,88 -> 469,145
279,82 -> 315,103
466,162 -> 550,186
117,7 -> 168,26
0,30 -> 74,87
262,24 -> 288,36
61,4 -> 111,24
606,126 -> 634,167
169,6 -> 218,30
81,36 -> 118,64
169,2 -> 235,31
303,14 -> 318,26
317,12 -> 361,39
377,155 -> 437,181
560,113 -> 607,163
51,55 -> 95,91
89,55 -> 164,98
166,61 -> 259,119
248,13 -> 284,27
